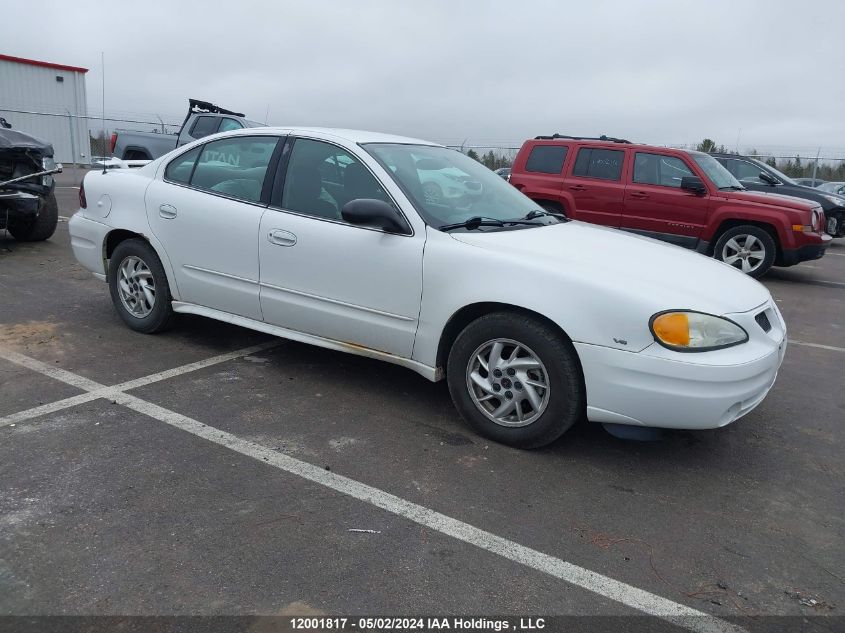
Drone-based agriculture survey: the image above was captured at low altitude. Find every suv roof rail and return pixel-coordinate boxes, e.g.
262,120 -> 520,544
534,134 -> 631,144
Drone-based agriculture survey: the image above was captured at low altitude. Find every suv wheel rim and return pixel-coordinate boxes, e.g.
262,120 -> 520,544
465,338 -> 550,428
117,255 -> 156,318
721,234 -> 766,274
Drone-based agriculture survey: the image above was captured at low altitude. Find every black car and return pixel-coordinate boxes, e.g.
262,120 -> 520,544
711,153 -> 845,237
0,122 -> 61,241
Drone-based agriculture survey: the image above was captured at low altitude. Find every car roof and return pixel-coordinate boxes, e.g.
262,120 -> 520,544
527,136 -> 700,156
220,126 -> 441,147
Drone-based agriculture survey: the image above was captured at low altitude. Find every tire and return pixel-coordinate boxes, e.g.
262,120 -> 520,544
446,312 -> 584,449
538,200 -> 567,217
8,192 -> 58,242
713,225 -> 776,278
108,238 -> 173,333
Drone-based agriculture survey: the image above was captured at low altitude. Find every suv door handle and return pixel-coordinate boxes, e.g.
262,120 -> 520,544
629,191 -> 649,199
268,229 -> 297,247
159,204 -> 177,219
569,185 -> 586,191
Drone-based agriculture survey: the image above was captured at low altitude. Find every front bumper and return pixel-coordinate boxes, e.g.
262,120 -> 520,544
779,234 -> 831,266
576,301 -> 786,430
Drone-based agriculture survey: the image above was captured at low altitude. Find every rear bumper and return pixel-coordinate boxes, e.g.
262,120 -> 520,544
575,302 -> 787,430
779,234 -> 831,266
68,211 -> 108,279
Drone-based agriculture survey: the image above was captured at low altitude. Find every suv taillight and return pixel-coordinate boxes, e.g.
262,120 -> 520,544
109,133 -> 117,155
79,181 -> 87,209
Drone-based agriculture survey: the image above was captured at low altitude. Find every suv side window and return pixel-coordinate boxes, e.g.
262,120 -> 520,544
218,118 -> 243,133
572,148 -> 624,181
164,146 -> 201,184
189,136 -> 279,202
281,138 -> 393,221
525,145 -> 568,174
730,159 -> 767,183
633,152 -> 693,188
189,116 -> 221,140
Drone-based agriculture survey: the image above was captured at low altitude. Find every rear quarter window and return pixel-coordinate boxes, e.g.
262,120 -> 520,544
524,145 -> 568,174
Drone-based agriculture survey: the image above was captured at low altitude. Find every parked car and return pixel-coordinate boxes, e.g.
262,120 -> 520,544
0,125 -> 62,241
495,167 -> 512,179
817,181 -> 845,196
69,127 -> 787,448
793,177 -> 826,187
110,99 -> 264,161
509,134 -> 830,277
710,153 -> 845,237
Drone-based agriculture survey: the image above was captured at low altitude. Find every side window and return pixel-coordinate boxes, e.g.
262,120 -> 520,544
572,148 -> 624,181
164,146 -> 201,184
218,118 -> 243,133
281,138 -> 393,221
633,153 -> 693,188
189,136 -> 278,202
189,116 -> 220,140
732,159 -> 766,183
524,145 -> 568,174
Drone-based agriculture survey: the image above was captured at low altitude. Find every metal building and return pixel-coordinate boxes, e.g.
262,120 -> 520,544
0,54 -> 89,164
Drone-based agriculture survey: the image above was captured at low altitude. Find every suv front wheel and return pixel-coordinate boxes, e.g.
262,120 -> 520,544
713,225 -> 776,278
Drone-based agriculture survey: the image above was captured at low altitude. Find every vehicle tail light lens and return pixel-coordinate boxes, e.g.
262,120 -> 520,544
109,133 -> 117,155
79,181 -> 87,208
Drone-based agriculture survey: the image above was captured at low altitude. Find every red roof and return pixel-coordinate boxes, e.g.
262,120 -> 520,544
0,54 -> 88,74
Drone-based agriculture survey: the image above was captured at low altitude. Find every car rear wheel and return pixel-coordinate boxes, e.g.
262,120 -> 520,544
108,238 -> 173,333
713,225 -> 775,278
446,313 -> 584,448
8,192 -> 58,242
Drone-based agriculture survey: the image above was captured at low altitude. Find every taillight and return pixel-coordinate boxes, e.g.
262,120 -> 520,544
109,133 -> 117,155
79,181 -> 87,208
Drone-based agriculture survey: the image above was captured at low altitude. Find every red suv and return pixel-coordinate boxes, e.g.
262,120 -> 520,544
509,135 -> 830,277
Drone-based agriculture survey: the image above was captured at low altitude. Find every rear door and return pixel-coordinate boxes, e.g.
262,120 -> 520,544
145,135 -> 281,319
512,142 -> 569,203
621,151 -> 709,246
565,146 -> 626,226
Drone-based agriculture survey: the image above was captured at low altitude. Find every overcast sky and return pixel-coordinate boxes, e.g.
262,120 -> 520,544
5,0 -> 845,154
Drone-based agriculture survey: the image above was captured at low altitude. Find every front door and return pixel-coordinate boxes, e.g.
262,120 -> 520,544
145,135 -> 280,320
258,137 -> 424,357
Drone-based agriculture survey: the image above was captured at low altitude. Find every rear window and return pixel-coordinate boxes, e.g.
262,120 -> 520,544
524,145 -> 568,174
572,148 -> 624,181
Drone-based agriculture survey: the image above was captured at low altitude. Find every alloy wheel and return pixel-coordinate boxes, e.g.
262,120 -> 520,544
117,255 -> 156,318
721,234 -> 766,274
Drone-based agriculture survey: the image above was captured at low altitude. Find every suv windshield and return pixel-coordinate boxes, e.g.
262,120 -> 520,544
690,152 -> 743,189
364,144 -> 553,231
750,158 -> 798,186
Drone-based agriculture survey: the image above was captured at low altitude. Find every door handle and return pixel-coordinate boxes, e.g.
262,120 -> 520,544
629,192 -> 649,199
268,229 -> 297,247
569,185 -> 586,191
159,204 -> 177,219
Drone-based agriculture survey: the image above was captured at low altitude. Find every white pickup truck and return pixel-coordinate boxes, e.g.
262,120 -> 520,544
109,99 -> 264,161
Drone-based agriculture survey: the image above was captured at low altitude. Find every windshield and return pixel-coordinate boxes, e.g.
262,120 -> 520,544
818,182 -> 845,193
364,144 -> 546,230
750,158 -> 798,185
690,152 -> 743,189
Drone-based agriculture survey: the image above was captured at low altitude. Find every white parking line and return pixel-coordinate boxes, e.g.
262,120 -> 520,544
825,251 -> 845,257
0,345 -> 744,633
0,342 -> 279,428
788,339 -> 845,353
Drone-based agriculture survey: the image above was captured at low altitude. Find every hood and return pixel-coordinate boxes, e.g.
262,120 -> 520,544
450,221 -> 771,315
723,188 -> 817,211
0,128 -> 53,155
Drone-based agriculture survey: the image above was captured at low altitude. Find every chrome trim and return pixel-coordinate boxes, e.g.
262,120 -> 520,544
182,264 -> 258,285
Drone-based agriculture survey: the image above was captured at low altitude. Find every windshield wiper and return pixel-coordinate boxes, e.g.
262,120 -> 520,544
518,209 -> 566,221
439,216 -> 544,232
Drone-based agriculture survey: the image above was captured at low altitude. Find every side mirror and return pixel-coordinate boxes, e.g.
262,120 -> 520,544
680,176 -> 706,195
341,198 -> 411,234
759,171 -> 779,185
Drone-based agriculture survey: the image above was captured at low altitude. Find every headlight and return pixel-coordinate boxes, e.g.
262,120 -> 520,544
650,311 -> 748,351
41,157 -> 56,186
821,194 -> 845,207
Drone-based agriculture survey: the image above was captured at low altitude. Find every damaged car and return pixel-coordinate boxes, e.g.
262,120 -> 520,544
0,122 -> 62,242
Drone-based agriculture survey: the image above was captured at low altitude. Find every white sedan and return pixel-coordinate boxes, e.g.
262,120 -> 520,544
69,127 -> 786,448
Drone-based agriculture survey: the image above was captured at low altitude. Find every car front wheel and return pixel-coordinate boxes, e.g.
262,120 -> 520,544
713,225 -> 775,278
446,313 -> 584,448
108,238 -> 173,333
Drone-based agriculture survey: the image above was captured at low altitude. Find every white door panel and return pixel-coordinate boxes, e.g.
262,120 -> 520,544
258,212 -> 424,357
145,180 -> 264,320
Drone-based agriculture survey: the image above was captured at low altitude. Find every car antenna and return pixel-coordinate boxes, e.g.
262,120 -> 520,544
101,51 -> 107,175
